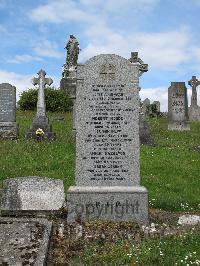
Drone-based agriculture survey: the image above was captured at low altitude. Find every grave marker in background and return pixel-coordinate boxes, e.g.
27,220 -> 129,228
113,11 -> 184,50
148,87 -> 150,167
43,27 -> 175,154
168,82 -> 190,130
0,83 -> 18,139
188,75 -> 200,121
67,53 -> 149,224
26,70 -> 56,140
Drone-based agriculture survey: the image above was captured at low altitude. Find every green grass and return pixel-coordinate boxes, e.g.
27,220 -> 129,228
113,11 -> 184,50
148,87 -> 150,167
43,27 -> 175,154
0,110 -> 75,190
0,112 -> 199,211
72,231 -> 200,266
141,117 -> 200,212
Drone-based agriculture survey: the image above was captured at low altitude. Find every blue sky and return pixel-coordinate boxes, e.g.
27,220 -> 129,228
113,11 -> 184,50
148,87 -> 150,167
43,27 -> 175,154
0,0 -> 200,110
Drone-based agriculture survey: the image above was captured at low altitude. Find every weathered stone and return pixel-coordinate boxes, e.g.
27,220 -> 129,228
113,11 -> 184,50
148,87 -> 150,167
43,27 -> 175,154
188,75 -> 200,121
1,176 -> 65,213
67,53 -> 149,224
26,70 -> 56,140
0,217 -> 52,265
0,83 -> 18,139
141,98 -> 150,115
152,101 -> 160,113
168,82 -> 190,130
139,114 -> 154,145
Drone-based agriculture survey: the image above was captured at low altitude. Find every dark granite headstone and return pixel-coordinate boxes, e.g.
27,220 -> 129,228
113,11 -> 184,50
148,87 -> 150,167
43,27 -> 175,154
168,82 -> 190,130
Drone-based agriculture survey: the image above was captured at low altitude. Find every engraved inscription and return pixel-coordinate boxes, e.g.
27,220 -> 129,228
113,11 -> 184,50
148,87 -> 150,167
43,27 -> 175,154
83,83 -> 135,182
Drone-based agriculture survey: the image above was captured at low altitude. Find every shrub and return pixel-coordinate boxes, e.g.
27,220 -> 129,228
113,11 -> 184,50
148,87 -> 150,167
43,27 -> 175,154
18,87 -> 73,112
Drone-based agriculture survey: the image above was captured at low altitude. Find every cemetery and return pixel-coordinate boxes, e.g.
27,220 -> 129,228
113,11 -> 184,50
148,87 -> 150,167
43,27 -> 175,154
0,35 -> 199,265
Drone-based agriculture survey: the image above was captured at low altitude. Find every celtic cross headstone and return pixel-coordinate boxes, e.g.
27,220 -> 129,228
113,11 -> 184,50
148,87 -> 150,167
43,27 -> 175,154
26,70 -> 56,140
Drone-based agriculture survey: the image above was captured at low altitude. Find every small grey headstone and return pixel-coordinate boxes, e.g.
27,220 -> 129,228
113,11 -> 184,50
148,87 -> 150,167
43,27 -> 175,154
141,98 -> 150,115
0,83 -> 18,139
67,53 -> 149,224
1,176 -> 65,213
0,217 -> 52,265
168,82 -> 190,130
139,114 -> 154,145
152,101 -> 160,113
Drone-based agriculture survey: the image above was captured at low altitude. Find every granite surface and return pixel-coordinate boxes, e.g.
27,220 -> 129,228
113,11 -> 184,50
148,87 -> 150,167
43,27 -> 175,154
67,53 -> 149,224
75,54 -> 140,186
0,217 -> 52,265
1,176 -> 65,212
67,186 -> 148,224
168,82 -> 190,130
0,83 -> 18,139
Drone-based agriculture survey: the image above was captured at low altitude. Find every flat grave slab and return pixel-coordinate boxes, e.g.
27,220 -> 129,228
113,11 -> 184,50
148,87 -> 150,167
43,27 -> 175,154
0,217 -> 52,265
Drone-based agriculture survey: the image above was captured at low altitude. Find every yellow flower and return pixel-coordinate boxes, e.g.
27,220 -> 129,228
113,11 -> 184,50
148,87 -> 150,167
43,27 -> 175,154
36,128 -> 44,136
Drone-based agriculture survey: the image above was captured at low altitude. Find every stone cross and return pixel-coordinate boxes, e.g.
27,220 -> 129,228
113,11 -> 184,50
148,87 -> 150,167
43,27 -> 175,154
129,52 -> 148,76
188,76 -> 200,107
32,70 -> 53,117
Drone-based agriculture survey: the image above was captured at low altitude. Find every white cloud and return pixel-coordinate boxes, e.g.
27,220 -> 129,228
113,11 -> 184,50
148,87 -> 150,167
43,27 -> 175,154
6,54 -> 42,64
30,0 -> 159,25
33,40 -> 63,58
80,28 -> 190,70
30,0 -> 94,24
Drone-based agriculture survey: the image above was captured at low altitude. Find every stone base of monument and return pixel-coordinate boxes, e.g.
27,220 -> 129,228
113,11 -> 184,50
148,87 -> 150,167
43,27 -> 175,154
60,77 -> 76,97
139,114 -> 154,145
67,186 -> 149,224
0,122 -> 18,139
189,106 -> 200,121
168,121 -> 190,131
26,116 -> 56,140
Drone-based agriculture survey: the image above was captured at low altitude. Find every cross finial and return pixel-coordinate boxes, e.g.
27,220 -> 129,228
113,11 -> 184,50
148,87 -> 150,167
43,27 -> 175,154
129,52 -> 148,76
188,75 -> 200,107
188,76 -> 200,88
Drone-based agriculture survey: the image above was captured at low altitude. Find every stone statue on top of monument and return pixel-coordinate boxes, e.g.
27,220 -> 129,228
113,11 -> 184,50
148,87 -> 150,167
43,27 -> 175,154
62,35 -> 80,78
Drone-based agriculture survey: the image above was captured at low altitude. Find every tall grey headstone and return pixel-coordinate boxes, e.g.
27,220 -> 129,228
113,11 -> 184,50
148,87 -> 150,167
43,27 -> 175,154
67,54 -> 149,224
26,70 -> 56,140
0,83 -> 18,139
168,82 -> 190,130
188,75 -> 200,121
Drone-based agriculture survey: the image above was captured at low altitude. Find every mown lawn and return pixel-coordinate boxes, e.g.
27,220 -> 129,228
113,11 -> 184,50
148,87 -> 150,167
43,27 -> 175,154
0,111 -> 199,211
